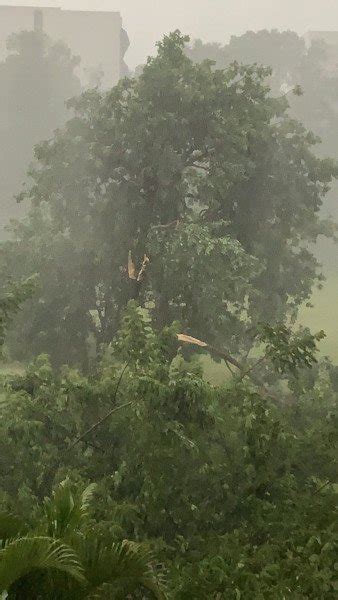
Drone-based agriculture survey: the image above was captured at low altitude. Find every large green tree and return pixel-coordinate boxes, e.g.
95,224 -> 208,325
1,31 -> 336,367
187,30 -> 338,225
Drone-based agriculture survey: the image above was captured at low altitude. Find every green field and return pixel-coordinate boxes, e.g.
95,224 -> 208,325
1,276 -> 337,386
202,273 -> 338,385
299,274 -> 338,362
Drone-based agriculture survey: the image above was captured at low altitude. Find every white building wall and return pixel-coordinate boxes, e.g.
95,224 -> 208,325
0,5 -> 124,88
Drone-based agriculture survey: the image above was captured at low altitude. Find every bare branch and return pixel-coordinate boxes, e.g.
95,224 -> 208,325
151,220 -> 180,230
177,333 -> 273,398
68,400 -> 132,451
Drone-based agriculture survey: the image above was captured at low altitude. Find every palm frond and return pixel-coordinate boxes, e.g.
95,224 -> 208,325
0,536 -> 85,593
80,484 -> 97,512
0,512 -> 25,544
75,535 -> 167,599
43,480 -> 96,538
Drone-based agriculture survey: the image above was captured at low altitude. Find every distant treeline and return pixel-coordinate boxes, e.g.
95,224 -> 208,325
186,29 -> 338,258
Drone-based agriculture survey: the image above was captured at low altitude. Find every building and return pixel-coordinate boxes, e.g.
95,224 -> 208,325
0,4 -> 129,234
0,4 -> 129,88
304,31 -> 338,75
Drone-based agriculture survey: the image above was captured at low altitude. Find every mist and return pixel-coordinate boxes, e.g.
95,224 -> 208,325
0,2 -> 337,597
2,0 -> 338,66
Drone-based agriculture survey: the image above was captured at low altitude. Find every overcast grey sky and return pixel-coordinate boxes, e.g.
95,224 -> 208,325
2,1 -> 338,66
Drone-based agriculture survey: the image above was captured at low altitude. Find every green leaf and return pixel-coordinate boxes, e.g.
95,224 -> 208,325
0,536 -> 85,593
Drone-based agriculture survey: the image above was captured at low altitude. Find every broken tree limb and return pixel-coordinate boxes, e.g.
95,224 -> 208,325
128,251 -> 137,280
177,333 -> 270,394
150,220 -> 180,230
127,251 -> 150,283
137,254 -> 150,283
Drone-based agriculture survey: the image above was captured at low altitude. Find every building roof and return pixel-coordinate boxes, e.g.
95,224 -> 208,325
0,5 -> 120,15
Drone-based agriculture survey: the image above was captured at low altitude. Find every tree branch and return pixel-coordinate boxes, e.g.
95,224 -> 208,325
68,400 -> 132,451
37,364 -> 131,498
150,220 -> 180,230
177,334 -> 273,398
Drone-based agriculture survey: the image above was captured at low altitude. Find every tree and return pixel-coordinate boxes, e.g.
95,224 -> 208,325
0,302 -> 337,598
0,29 -> 81,234
2,31 -> 336,367
187,30 -> 306,95
187,29 -> 338,233
0,276 -> 36,351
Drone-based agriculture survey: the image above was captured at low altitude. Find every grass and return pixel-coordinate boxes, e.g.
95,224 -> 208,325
0,361 -> 24,377
202,273 -> 338,385
200,355 -> 230,386
298,274 -> 338,363
0,276 -> 336,386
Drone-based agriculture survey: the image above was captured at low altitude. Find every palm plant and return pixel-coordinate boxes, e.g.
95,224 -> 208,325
42,479 -> 96,539
0,536 -> 84,596
72,534 -> 167,599
0,481 -> 166,599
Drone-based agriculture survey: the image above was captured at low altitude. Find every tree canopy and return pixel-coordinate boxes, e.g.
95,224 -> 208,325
1,31 -> 336,368
0,30 -> 337,598
187,30 -> 306,96
187,29 -> 338,233
0,302 -> 337,598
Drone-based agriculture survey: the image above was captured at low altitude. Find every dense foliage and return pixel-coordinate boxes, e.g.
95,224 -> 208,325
187,28 -> 338,230
187,29 -> 338,155
0,479 -> 166,598
1,32 -> 336,367
0,276 -> 36,350
0,302 -> 337,597
0,30 -> 337,598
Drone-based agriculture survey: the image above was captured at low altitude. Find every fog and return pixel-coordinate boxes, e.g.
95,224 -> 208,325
2,0 -> 338,66
0,2 -> 337,593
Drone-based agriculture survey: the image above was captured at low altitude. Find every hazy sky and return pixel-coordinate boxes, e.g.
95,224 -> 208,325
2,1 -> 338,66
